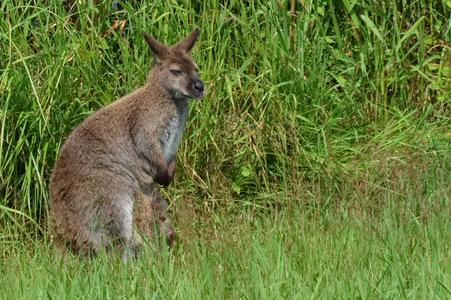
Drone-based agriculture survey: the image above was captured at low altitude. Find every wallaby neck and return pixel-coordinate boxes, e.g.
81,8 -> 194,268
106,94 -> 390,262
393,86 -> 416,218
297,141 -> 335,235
159,90 -> 189,164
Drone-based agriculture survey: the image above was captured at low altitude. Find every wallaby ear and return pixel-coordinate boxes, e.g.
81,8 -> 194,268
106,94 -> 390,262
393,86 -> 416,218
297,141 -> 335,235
142,31 -> 167,62
173,28 -> 200,54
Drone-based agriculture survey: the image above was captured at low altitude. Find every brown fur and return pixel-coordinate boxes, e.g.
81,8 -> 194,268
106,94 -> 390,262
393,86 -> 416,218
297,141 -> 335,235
49,29 -> 203,262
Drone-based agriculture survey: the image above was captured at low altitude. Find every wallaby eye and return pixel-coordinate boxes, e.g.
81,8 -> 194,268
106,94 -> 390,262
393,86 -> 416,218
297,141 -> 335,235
171,70 -> 181,76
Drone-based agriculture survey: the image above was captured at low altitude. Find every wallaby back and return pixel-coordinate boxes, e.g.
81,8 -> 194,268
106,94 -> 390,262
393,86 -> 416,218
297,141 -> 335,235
49,29 -> 204,262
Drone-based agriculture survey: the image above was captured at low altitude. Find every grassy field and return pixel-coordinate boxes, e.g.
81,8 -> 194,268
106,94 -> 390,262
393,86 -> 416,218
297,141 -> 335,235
1,0 -> 450,298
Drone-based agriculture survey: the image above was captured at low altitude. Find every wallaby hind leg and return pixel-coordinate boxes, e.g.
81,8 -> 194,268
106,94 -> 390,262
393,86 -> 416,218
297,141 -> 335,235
134,189 -> 175,248
80,172 -> 137,263
50,177 -> 110,258
151,189 -> 175,246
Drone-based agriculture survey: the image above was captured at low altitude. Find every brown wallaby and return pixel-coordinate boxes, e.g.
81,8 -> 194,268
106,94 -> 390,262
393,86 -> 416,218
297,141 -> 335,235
49,29 -> 204,262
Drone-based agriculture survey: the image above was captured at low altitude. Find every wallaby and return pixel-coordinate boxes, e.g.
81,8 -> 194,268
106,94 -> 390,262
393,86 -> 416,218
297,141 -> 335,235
49,29 -> 204,262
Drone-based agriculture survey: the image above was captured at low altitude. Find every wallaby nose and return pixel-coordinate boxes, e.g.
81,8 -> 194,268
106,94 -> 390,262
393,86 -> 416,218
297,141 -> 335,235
193,80 -> 204,93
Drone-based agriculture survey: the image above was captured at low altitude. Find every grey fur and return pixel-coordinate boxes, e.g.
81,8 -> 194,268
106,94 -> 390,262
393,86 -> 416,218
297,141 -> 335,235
49,29 -> 203,262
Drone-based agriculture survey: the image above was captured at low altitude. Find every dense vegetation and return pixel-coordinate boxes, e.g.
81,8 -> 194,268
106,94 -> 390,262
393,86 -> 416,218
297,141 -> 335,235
0,0 -> 450,298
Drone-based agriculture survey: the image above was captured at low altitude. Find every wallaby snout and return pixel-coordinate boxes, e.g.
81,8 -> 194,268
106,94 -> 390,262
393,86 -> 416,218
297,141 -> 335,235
192,78 -> 204,94
49,28 -> 203,262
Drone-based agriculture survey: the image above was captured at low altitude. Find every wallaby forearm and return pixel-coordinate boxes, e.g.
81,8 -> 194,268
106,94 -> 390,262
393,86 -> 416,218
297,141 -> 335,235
152,154 -> 175,187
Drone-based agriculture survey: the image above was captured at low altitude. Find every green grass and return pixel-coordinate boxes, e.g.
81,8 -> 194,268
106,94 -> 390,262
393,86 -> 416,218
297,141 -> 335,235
1,0 -> 450,298
1,194 -> 450,298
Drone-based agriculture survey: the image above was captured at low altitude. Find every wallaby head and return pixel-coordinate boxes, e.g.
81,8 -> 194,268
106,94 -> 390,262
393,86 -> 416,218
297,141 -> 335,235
142,29 -> 204,100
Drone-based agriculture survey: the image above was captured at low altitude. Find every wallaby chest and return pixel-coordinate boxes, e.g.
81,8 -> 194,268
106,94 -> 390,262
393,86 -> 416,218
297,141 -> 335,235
160,100 -> 189,164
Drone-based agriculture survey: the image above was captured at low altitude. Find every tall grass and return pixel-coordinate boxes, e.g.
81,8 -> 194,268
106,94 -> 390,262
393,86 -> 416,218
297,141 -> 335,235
0,0 -> 450,298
